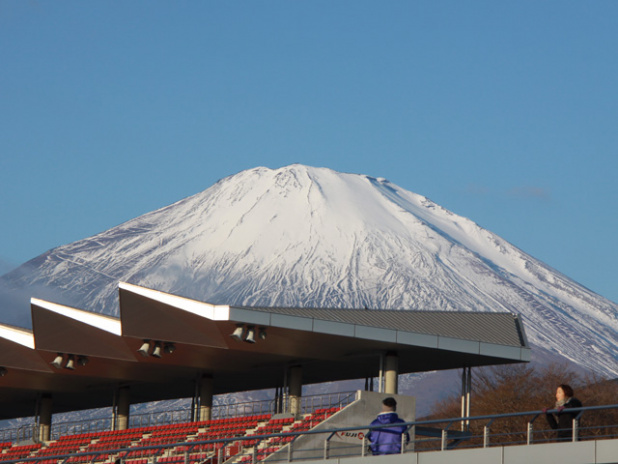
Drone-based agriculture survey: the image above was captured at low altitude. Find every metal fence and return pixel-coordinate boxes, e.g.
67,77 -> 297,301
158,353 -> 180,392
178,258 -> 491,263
409,403 -> 618,452
0,424 -> 37,445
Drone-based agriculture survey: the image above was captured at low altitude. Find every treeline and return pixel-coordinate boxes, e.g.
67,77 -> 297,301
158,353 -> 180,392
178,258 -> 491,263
422,363 -> 618,447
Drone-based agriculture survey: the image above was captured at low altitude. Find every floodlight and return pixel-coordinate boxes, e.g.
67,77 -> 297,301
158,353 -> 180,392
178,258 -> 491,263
152,342 -> 162,358
0,367 -> 7,377
65,355 -> 75,370
230,324 -> 244,342
77,356 -> 89,367
245,326 -> 256,344
258,327 -> 267,340
51,354 -> 64,369
137,340 -> 151,357
164,343 -> 176,354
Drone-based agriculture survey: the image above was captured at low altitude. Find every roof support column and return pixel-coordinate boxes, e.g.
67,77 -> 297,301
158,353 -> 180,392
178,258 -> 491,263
288,365 -> 303,418
461,367 -> 472,431
384,352 -> 399,394
199,375 -> 214,422
37,394 -> 52,443
274,386 -> 284,414
114,386 -> 130,431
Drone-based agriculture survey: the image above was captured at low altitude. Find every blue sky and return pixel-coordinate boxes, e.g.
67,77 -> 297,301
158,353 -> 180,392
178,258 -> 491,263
1,1 -> 617,303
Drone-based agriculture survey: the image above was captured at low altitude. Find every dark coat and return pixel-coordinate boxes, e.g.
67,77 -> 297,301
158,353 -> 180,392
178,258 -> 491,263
545,397 -> 583,441
367,412 -> 409,455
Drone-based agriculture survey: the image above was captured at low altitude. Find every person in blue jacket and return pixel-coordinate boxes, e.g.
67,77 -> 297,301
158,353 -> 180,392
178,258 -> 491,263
367,397 -> 410,455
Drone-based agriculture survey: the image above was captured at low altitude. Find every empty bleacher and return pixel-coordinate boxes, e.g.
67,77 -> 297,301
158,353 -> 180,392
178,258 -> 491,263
0,406 -> 344,464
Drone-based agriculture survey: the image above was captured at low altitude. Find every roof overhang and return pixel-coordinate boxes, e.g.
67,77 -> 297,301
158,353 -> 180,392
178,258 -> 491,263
0,282 -> 530,420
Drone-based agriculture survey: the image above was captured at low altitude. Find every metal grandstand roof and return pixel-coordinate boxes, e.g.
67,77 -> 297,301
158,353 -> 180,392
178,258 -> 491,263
246,307 -> 527,347
0,282 -> 530,420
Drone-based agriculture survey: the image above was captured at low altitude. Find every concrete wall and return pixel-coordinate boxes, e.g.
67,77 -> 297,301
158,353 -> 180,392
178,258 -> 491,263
267,390 -> 415,462
286,438 -> 618,464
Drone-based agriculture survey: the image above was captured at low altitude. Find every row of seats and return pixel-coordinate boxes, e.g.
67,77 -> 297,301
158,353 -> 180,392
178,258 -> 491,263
266,417 -> 294,426
0,406 -> 344,463
66,453 -> 111,463
157,453 -> 210,464
159,410 -> 339,463
205,414 -> 271,426
314,407 -> 340,414
150,427 -> 200,437
109,417 -> 262,462
99,433 -> 144,443
0,443 -> 42,460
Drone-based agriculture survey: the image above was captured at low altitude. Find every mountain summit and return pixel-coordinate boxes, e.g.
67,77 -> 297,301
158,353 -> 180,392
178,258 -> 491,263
3,165 -> 617,377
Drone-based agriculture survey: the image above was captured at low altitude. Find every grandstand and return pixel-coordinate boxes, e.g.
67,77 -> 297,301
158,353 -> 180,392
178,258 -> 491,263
0,404 -> 346,463
0,282 -> 532,463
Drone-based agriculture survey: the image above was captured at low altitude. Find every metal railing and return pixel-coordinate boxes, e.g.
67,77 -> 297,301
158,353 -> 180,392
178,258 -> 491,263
298,392 -> 356,416
125,391 -> 356,429
0,403 -> 615,464
408,404 -> 618,451
0,424 -> 38,444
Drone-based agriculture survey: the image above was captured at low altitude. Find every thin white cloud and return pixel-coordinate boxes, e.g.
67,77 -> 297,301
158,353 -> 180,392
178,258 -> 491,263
462,183 -> 551,201
507,186 -> 551,200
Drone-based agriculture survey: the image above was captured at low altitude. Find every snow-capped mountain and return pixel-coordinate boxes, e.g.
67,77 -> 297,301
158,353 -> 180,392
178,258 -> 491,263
2,164 -> 617,378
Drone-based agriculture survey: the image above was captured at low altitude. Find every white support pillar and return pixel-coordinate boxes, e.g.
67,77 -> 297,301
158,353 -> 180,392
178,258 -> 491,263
384,352 -> 399,394
288,365 -> 303,418
38,394 -> 52,443
199,375 -> 214,422
115,386 -> 130,431
275,386 -> 283,414
461,367 -> 472,431
378,355 -> 384,392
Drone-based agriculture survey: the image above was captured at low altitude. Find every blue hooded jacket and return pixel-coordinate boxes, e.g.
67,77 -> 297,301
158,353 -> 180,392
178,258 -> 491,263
367,412 -> 409,455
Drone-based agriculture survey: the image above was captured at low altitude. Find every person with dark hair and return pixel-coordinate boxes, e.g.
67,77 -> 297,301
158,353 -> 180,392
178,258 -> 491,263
544,384 -> 583,441
367,397 -> 410,455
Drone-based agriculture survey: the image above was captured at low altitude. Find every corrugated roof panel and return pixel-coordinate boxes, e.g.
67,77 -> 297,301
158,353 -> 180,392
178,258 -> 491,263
244,307 -> 526,347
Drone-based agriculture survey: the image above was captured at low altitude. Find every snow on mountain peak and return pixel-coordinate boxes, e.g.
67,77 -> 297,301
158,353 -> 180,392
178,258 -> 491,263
2,164 -> 617,377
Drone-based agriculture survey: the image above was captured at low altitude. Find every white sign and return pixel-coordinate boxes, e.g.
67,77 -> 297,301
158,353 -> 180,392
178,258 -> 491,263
332,430 -> 368,444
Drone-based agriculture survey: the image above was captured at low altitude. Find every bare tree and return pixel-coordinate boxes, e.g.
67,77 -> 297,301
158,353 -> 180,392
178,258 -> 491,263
425,363 -> 618,446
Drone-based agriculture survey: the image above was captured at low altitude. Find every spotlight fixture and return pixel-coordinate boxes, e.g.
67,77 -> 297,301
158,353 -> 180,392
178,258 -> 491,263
77,356 -> 89,367
245,326 -> 256,344
230,324 -> 245,342
137,340 -> 151,357
152,342 -> 162,358
65,355 -> 75,370
137,340 -> 175,358
51,353 -> 64,369
231,324 -> 267,343
0,367 -> 7,377
164,343 -> 176,354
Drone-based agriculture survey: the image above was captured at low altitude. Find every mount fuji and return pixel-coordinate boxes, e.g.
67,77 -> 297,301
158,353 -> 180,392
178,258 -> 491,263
2,164 -> 617,385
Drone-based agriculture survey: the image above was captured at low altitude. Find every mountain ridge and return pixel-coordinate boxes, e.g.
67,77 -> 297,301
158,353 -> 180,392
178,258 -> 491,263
2,164 -> 617,378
